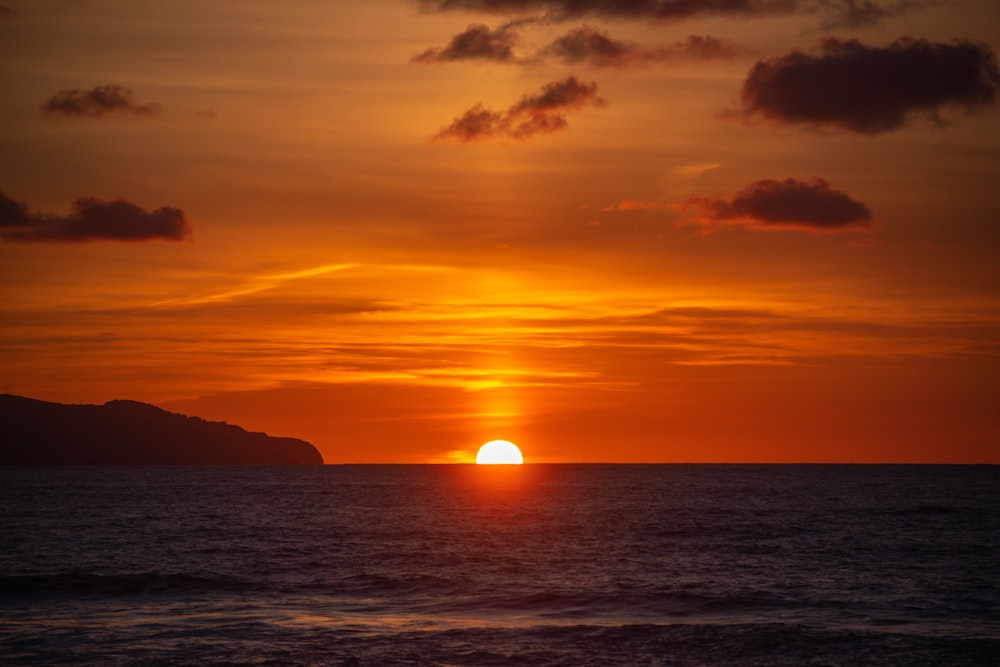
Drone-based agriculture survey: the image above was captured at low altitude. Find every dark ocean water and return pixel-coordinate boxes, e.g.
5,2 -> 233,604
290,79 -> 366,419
1,464 -> 998,666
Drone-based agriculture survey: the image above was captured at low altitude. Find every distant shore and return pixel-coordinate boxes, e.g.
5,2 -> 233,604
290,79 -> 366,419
0,394 -> 323,465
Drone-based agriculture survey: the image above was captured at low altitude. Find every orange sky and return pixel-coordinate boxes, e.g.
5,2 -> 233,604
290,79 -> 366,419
2,0 -> 999,463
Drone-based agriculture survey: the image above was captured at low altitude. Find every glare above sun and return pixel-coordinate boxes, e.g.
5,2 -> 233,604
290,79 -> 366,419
475,440 -> 524,464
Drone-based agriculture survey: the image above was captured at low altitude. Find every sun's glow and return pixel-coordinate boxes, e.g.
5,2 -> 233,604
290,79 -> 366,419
475,440 -> 524,464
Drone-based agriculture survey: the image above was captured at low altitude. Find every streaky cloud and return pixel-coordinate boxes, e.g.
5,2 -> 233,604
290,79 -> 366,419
433,76 -> 605,143
682,178 -> 872,231
415,0 -> 798,21
415,0 -> 928,27
730,37 -> 999,134
41,84 -> 163,118
602,199 -> 676,212
0,190 -> 191,243
412,23 -> 746,69
150,264 -> 360,308
541,28 -> 748,68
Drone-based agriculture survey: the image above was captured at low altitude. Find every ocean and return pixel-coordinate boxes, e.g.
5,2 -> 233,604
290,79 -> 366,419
1,464 -> 998,666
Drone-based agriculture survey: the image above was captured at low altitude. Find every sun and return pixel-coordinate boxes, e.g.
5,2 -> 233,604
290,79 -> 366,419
475,440 -> 524,464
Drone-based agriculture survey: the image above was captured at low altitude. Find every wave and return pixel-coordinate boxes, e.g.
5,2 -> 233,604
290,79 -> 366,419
316,579 -> 809,624
344,622 -> 1000,667
0,572 -> 257,598
895,503 -> 962,515
25,621 -> 987,667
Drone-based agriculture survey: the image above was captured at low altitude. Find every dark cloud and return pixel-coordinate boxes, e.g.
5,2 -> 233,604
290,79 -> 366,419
415,0 -> 798,21
511,75 -> 604,112
684,178 -> 872,231
732,37 -> 1000,134
412,22 -> 745,68
415,0 -> 926,26
0,191 -> 31,225
41,84 -> 163,118
669,34 -> 749,61
541,26 -> 633,67
433,76 -> 605,142
817,0 -> 929,29
0,191 -> 191,243
541,28 -> 747,68
411,21 -> 528,63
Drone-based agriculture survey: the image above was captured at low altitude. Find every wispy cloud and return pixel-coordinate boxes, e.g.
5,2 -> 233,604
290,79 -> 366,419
730,37 -> 999,134
41,84 -> 163,118
670,162 -> 722,177
433,76 -> 605,143
150,263 -> 360,308
0,190 -> 190,243
602,199 -> 676,213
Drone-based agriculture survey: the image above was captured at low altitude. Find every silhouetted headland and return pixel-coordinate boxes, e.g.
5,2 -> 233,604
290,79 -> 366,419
0,394 -> 323,465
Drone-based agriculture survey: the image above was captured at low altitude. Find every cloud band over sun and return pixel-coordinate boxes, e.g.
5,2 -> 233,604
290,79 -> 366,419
732,37 -> 1000,133
433,76 -> 605,143
0,191 -> 191,243
41,84 -> 163,118
682,178 -> 872,231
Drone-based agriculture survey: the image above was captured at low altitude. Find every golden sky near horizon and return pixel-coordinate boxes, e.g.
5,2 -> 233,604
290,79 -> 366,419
2,0 -> 999,463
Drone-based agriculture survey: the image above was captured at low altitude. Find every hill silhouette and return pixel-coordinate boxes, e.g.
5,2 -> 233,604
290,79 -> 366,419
0,394 -> 323,465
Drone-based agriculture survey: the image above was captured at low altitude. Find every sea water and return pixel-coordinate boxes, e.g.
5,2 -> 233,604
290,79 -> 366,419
1,464 -> 998,666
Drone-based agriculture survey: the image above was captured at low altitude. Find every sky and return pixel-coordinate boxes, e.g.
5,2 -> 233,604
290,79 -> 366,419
2,0 -> 999,463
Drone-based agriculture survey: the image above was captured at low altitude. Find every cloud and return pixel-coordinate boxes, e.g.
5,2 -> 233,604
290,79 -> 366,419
415,0 -> 798,21
682,178 -> 872,231
540,28 -> 747,68
0,191 -> 31,225
816,0 -> 930,29
670,162 -> 722,177
433,76 -> 605,143
0,191 -> 191,243
411,20 -> 531,63
412,23 -> 746,69
731,37 -> 1000,134
666,34 -> 749,61
150,263 -> 359,308
41,84 -> 163,118
602,199 -> 675,212
415,0 -> 927,26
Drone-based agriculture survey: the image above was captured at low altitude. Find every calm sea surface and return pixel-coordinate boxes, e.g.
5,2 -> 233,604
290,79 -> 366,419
1,464 -> 998,666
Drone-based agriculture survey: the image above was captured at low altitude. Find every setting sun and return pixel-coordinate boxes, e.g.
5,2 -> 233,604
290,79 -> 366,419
475,440 -> 524,465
